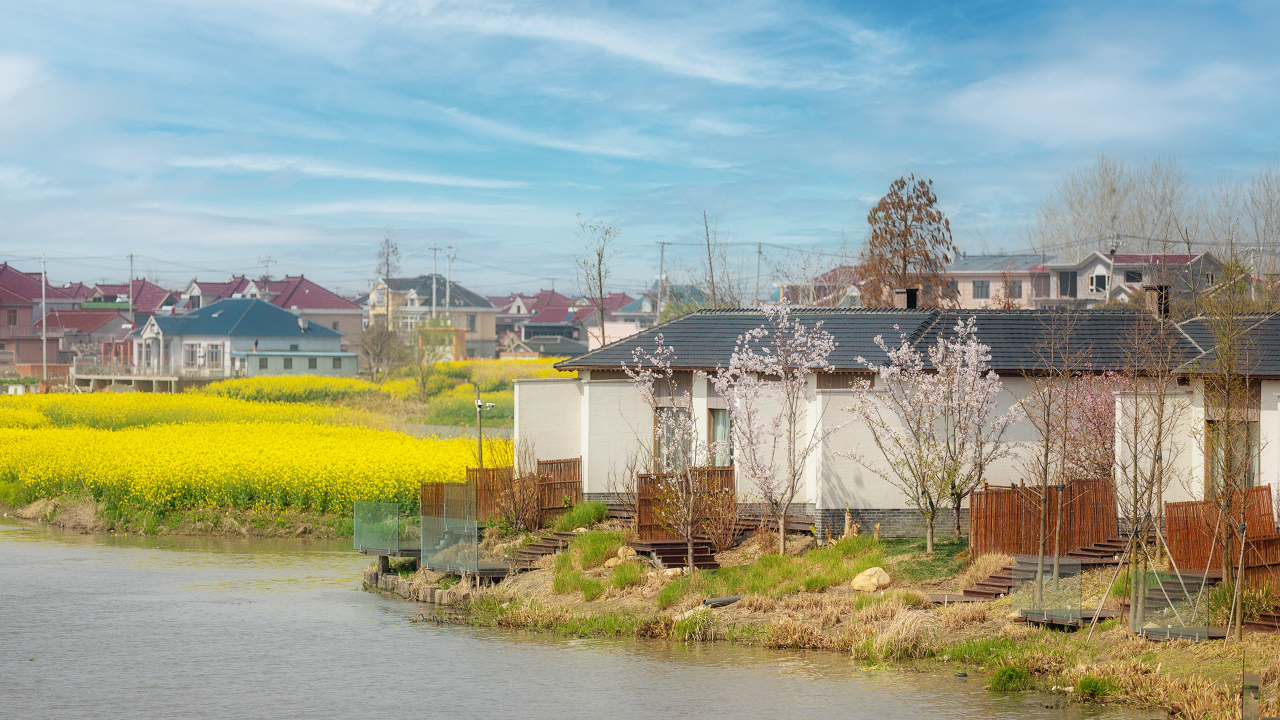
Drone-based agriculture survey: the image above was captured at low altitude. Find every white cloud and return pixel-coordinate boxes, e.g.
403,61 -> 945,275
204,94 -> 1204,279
943,46 -> 1257,146
169,154 -> 527,189
284,197 -> 567,227
434,105 -> 674,160
0,54 -> 40,104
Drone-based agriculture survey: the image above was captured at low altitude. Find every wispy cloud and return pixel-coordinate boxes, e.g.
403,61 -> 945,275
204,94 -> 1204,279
170,154 -> 527,189
433,105 -> 674,160
284,198 -> 567,227
942,45 -> 1257,146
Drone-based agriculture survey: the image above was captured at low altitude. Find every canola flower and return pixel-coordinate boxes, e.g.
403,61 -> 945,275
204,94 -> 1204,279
0,393 -> 510,515
0,424 -> 509,515
0,392 -> 378,430
201,376 -> 380,403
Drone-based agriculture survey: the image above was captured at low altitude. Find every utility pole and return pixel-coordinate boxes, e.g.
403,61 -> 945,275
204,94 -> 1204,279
657,241 -> 668,318
430,245 -> 440,320
753,242 -> 762,307
40,254 -> 47,386
445,246 -> 454,324
475,385 -> 485,471
128,253 -> 135,326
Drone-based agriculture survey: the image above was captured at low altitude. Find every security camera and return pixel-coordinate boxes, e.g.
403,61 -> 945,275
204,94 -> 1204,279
485,402 -> 495,410
475,399 -> 484,409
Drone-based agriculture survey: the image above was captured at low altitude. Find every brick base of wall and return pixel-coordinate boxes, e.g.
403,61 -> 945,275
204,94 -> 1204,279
813,507 -> 970,540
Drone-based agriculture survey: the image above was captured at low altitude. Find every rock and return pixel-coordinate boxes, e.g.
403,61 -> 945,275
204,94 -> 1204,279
676,606 -> 710,621
396,578 -> 412,598
454,587 -> 472,604
618,546 -> 638,560
604,557 -> 620,569
422,586 -> 436,603
362,568 -> 379,587
851,566 -> 892,592
662,567 -> 686,578
575,527 -> 588,533
437,589 -> 453,606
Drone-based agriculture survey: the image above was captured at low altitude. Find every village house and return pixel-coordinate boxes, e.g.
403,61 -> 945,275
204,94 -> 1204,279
180,275 -> 364,359
128,298 -> 356,382
35,309 -> 133,365
946,254 -> 1053,309
515,306 -> 1221,539
0,262 -> 77,376
368,274 -> 498,359
1038,251 -> 1223,308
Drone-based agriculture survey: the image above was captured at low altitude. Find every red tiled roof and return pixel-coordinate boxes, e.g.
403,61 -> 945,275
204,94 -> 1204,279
61,282 -> 94,301
190,275 -> 251,301
0,263 -> 72,304
265,276 -> 359,311
93,279 -> 176,313
35,309 -> 130,334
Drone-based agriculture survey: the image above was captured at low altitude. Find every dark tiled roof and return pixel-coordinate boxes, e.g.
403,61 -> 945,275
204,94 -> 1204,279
148,298 -> 341,338
948,254 -> 1051,273
514,335 -> 589,358
385,274 -> 493,309
1179,314 -> 1280,376
557,308 -> 939,371
558,307 -> 1204,375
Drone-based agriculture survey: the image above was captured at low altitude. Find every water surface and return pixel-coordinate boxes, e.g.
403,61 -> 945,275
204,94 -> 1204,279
0,518 -> 1153,719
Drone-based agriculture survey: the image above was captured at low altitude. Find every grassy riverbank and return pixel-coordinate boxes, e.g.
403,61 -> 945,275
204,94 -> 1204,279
396,522 -> 1266,719
6,497 -> 354,538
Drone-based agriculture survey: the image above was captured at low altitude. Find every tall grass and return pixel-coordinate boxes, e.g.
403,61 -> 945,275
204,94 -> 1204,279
554,501 -> 609,532
658,535 -> 885,608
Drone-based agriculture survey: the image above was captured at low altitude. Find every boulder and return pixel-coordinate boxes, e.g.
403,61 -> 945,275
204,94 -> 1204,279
437,589 -> 453,606
604,557 -> 621,569
662,567 -> 687,578
618,546 -> 638,560
575,527 -> 588,533
396,578 -> 412,598
851,566 -> 892,592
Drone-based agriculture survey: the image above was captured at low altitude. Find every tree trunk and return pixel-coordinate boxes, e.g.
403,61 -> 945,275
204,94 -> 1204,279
687,535 -> 694,573
776,503 -> 788,556
1052,486 -> 1063,589
953,494 -> 963,537
1035,492 -> 1047,609
924,516 -> 934,554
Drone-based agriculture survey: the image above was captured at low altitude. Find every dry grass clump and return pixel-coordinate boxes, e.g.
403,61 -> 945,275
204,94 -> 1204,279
940,601 -> 990,629
737,594 -> 777,612
874,610 -> 941,660
953,553 -> 1012,591
1062,660 -> 1236,720
763,619 -> 834,650
1016,650 -> 1068,675
852,593 -> 907,624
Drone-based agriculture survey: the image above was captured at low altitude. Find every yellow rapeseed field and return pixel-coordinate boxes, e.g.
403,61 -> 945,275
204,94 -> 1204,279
0,394 -> 508,515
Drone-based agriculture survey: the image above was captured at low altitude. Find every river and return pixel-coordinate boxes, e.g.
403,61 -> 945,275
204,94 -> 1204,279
0,518 -> 1154,720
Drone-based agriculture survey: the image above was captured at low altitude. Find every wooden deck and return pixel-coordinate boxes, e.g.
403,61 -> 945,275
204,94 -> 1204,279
1018,608 -> 1122,629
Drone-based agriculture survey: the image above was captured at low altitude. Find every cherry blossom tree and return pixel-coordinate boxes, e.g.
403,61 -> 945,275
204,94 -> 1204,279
845,317 -> 1015,553
623,334 -> 712,569
709,302 -> 844,555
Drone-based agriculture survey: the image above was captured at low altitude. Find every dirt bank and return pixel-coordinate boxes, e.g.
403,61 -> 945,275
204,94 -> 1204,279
10,497 -> 352,539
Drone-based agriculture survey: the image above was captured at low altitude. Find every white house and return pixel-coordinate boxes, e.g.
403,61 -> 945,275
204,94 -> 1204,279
516,307 -> 1215,538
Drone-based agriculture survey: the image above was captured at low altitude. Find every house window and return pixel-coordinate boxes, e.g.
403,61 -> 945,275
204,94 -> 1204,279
1006,280 -> 1023,299
1206,420 -> 1260,493
308,357 -> 317,370
466,314 -> 477,332
290,344 -> 299,351
332,357 -> 342,369
1124,270 -> 1143,283
709,409 -> 732,467
184,343 -> 198,368
331,321 -> 339,331
1088,274 -> 1108,293
947,280 -> 959,298
654,407 -> 693,472
5,309 -> 15,325
972,280 -> 990,299
1205,273 -> 1216,285
1058,271 -> 1077,298
206,344 -> 222,369
258,357 -> 268,370
284,358 -> 293,370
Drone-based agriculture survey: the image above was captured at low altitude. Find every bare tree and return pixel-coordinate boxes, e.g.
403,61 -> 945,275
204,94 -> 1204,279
709,303 -> 844,555
859,174 -> 958,308
410,319 -> 454,400
574,215 -> 620,347
360,323 -> 406,385
662,208 -> 749,320
623,334 -> 713,569
1193,254 -> 1262,640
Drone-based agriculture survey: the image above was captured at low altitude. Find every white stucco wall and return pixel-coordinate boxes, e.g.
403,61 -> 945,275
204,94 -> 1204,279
584,380 -> 653,495
514,378 -> 582,463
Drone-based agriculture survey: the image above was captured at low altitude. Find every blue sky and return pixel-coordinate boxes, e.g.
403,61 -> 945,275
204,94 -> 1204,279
0,0 -> 1277,298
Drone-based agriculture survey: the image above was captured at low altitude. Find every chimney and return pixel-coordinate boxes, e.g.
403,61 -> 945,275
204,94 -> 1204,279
893,288 -> 918,309
1143,285 -> 1170,319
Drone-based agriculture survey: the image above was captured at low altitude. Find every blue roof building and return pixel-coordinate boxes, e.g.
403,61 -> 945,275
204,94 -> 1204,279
130,298 -> 357,378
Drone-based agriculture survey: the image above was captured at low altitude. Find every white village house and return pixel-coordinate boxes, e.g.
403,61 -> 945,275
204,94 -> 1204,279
516,306 -> 1269,539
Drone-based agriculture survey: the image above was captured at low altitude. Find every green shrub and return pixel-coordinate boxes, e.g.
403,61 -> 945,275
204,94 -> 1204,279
673,607 -> 714,641
611,561 -> 643,589
1076,675 -> 1117,700
571,530 -> 622,569
988,665 -> 1031,692
554,501 -> 609,532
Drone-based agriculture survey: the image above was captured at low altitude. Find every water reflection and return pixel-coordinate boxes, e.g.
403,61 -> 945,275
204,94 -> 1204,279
1,517 -> 1147,720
